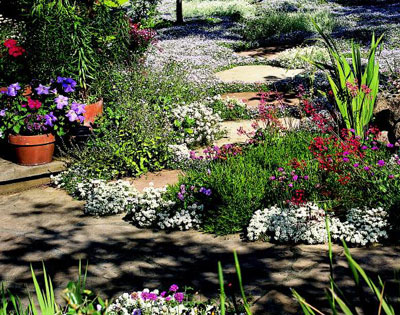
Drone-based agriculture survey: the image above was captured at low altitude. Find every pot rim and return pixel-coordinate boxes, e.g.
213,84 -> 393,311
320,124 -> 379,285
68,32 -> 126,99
8,133 -> 55,146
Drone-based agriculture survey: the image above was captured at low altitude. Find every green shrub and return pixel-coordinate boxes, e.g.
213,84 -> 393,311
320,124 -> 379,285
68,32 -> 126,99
241,9 -> 337,44
175,131 -> 316,234
25,0 -> 131,95
183,0 -> 256,20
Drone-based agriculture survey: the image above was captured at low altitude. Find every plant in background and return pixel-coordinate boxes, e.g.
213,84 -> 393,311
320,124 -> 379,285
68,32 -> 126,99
0,37 -> 28,85
0,79 -> 85,138
26,0 -> 131,98
129,21 -> 157,54
309,20 -> 383,139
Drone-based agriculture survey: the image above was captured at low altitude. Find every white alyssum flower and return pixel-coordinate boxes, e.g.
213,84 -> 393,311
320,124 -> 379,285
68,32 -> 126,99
172,102 -> 222,146
247,203 -> 390,245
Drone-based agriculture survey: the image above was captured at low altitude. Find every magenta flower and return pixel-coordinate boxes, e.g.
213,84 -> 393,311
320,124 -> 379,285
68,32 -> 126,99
288,183 -> 293,188
371,146 -> 379,151
387,143 -> 394,148
353,163 -> 359,168
169,284 -> 179,292
364,166 -> 370,171
160,291 -> 167,297
303,175 -> 309,180
389,174 -> 394,179
269,176 -> 276,180
361,145 -> 368,150
293,175 -> 298,181
278,167 -> 284,172
342,151 -> 350,156
377,160 -> 385,167
177,192 -> 184,201
342,157 -> 349,162
174,292 -> 184,303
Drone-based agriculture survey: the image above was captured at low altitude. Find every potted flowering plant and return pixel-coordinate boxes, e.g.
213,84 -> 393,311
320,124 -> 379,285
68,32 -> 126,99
0,77 -> 86,165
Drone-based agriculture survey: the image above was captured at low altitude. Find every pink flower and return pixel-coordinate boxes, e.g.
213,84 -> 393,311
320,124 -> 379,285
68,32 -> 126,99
169,284 -> 179,292
377,160 -> 385,167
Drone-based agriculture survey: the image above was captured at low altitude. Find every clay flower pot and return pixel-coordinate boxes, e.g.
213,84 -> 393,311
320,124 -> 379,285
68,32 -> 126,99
83,98 -> 103,127
8,133 -> 55,166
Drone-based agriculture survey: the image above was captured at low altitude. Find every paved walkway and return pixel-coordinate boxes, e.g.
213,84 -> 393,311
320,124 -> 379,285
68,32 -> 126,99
1,186 -> 399,313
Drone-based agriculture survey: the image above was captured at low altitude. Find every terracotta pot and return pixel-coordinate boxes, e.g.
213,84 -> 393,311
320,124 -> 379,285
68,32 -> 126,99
83,98 -> 103,127
8,133 -> 55,166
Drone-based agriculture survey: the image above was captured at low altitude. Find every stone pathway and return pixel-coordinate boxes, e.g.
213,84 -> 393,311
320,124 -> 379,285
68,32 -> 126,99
1,187 -> 399,313
215,65 -> 304,84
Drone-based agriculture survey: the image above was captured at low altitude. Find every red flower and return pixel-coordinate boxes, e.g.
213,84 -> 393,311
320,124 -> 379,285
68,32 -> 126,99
4,39 -> 17,48
8,45 -> 25,57
27,98 -> 42,110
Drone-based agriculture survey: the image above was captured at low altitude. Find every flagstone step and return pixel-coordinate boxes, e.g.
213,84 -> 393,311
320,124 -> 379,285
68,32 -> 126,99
0,157 -> 65,195
215,65 -> 304,84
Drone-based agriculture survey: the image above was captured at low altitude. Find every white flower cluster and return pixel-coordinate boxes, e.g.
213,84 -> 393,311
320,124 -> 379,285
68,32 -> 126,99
331,207 -> 390,246
83,180 -> 138,216
128,185 -> 175,228
107,289 -> 218,315
157,204 -> 203,230
172,102 -> 222,146
247,203 -> 335,244
247,203 -> 390,245
128,184 -> 203,231
168,144 -> 191,164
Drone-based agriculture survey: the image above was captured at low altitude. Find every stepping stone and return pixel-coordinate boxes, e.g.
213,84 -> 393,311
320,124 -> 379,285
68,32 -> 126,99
215,65 -> 304,84
0,157 -> 65,195
221,91 -> 301,108
128,170 -> 183,192
236,44 -> 296,60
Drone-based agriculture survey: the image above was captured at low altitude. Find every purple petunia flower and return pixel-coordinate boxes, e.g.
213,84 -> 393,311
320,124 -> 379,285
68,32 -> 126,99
66,110 -> 78,122
0,109 -> 6,116
133,310 -> 141,315
377,160 -> 385,167
55,95 -> 69,109
35,84 -> 50,95
174,292 -> 184,303
57,76 -> 65,83
44,112 -> 57,127
169,284 -> 179,292
177,192 -> 184,201
62,78 -> 77,93
205,189 -> 212,196
71,102 -> 86,115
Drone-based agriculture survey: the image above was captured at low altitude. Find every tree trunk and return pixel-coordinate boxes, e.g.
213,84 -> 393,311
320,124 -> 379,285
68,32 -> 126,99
176,0 -> 183,24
